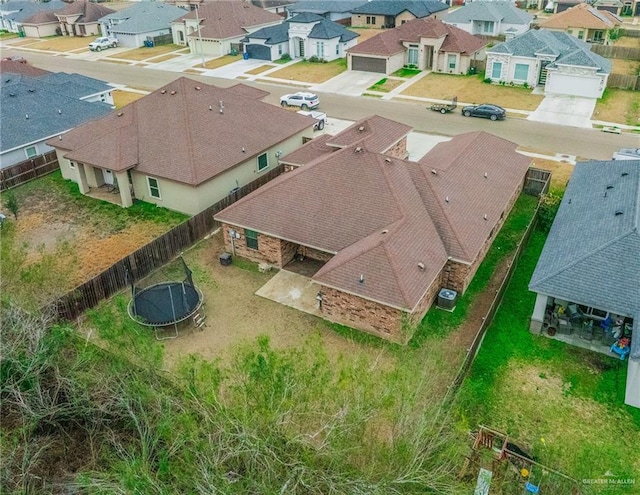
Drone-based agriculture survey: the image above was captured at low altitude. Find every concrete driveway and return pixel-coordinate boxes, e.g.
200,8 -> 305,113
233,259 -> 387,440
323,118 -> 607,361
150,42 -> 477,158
310,70 -> 382,96
527,94 -> 597,128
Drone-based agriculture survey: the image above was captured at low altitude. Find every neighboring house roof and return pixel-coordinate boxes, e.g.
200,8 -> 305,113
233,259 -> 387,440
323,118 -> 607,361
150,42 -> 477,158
0,59 -> 51,77
47,77 -> 314,186
216,128 -> 530,311
20,9 -> 59,25
347,17 -> 486,56
529,159 -> 640,358
280,115 -> 411,165
1,75 -> 112,154
34,72 -> 113,99
488,29 -> 612,73
54,0 -> 116,24
98,3 -> 186,35
539,2 -> 621,29
175,1 -> 282,40
2,0 -> 65,24
288,0 -> 367,15
244,12 -> 358,43
351,0 -> 448,17
444,1 -> 534,25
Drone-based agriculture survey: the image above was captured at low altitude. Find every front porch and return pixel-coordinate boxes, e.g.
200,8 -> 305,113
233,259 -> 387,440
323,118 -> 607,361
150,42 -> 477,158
86,183 -> 123,206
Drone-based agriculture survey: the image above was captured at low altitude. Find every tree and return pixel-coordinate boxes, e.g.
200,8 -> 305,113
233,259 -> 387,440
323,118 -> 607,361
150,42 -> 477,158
5,191 -> 19,220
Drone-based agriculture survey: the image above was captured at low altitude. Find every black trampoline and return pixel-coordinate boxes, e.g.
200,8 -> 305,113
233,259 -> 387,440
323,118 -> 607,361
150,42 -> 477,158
127,256 -> 204,339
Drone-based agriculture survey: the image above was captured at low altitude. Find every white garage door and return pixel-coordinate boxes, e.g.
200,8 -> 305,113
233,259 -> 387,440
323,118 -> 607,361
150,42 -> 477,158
546,73 -> 602,98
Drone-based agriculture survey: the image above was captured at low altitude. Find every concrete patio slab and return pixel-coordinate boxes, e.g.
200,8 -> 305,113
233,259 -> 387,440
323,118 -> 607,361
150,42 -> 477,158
255,269 -> 322,317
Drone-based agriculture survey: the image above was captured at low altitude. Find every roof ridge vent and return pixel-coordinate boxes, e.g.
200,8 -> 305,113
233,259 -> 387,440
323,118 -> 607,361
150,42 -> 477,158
606,185 -> 613,189
418,262 -> 425,270
170,90 -> 177,95
358,126 -> 365,132
445,196 -> 449,203
431,169 -> 437,175
615,210 -> 623,216
621,172 -> 629,177
161,89 -> 166,94
355,146 -> 362,153
117,112 -> 123,117
384,157 -> 391,163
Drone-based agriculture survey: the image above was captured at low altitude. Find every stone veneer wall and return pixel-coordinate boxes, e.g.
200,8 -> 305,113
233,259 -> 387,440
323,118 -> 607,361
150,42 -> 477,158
320,286 -> 407,342
384,136 -> 408,159
222,224 -> 297,267
408,271 -> 445,327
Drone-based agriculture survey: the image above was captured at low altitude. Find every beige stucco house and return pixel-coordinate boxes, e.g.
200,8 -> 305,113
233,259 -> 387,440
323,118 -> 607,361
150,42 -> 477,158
215,123 -> 532,343
350,0 -> 448,29
54,0 -> 115,37
46,78 -> 316,216
538,3 -> 622,45
171,1 -> 283,57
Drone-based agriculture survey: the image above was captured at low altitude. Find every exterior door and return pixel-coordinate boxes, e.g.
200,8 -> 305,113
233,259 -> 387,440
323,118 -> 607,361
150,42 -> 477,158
298,39 -> 305,58
103,169 -> 114,185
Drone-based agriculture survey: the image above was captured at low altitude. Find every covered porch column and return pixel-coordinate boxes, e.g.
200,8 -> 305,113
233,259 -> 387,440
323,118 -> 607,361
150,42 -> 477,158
76,162 -> 90,195
115,170 -> 133,208
530,292 -> 549,334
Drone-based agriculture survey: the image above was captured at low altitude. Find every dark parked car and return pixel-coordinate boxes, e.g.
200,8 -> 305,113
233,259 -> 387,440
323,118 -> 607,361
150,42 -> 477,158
461,104 -> 506,121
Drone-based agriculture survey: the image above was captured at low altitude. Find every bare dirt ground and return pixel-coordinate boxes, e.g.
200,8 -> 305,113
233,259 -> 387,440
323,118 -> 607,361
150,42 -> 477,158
594,88 -> 640,125
612,58 -> 640,75
266,59 -> 347,84
4,174 -> 183,291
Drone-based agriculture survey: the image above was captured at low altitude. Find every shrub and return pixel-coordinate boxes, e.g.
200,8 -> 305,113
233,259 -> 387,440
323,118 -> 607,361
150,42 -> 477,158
483,77 -> 492,84
537,192 -> 562,233
4,191 -> 18,220
279,52 -> 291,61
308,55 -> 319,63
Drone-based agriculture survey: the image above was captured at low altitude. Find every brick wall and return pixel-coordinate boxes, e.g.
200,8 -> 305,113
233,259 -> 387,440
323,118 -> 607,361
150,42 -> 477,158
408,271 -> 444,327
320,286 -> 408,343
299,245 -> 334,262
384,136 -> 408,160
222,223 -> 297,267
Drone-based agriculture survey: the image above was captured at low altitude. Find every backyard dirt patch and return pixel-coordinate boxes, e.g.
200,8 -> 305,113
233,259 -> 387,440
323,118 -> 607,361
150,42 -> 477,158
612,58 -> 640,75
401,73 -> 544,110
614,35 -> 640,48
111,44 -> 183,61
266,59 -> 347,84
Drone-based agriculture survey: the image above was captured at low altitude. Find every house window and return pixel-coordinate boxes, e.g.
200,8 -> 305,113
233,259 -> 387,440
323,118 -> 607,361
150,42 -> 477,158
257,152 -> 269,172
448,54 -> 456,70
366,16 -> 376,25
514,63 -> 529,81
578,30 -> 584,39
245,229 -> 258,250
592,30 -> 604,42
482,21 -> 494,34
491,61 -> 502,79
316,41 -> 325,59
278,43 -> 283,55
25,146 -> 37,159
407,46 -> 418,66
336,43 -> 340,56
147,176 -> 161,199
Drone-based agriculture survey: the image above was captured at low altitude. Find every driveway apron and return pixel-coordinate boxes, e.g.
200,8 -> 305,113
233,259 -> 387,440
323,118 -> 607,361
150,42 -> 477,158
310,70 -> 382,96
527,94 -> 596,128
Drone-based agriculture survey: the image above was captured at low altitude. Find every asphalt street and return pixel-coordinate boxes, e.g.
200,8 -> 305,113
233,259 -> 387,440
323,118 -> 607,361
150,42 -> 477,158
21,52 -> 640,161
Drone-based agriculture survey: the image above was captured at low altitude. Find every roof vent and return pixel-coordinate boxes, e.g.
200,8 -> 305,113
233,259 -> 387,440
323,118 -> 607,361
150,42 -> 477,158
161,90 -> 166,94
25,114 -> 28,119
359,274 -> 364,284
615,210 -> 623,216
209,105 -> 212,111
58,109 -> 62,114
606,185 -> 613,189
195,86 -> 201,90
28,88 -> 35,93
358,126 -> 365,132
219,101 -> 224,114
9,92 -> 15,97
418,262 -> 425,270
431,169 -> 437,175
382,229 -> 388,234
170,90 -> 176,95
58,135 -> 62,140
355,147 -> 362,153
622,172 -> 629,177
242,147 -> 245,153
117,112 -> 123,117
384,157 -> 391,163
484,172 -> 488,178
483,214 -> 488,220
445,196 -> 449,203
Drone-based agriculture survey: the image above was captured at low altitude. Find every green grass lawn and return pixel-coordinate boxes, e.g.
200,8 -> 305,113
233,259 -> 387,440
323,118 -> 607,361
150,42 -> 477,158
455,228 -> 640,488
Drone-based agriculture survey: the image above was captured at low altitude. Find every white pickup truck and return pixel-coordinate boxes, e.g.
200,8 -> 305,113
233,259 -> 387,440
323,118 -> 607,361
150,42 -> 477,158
297,110 -> 327,131
89,36 -> 119,52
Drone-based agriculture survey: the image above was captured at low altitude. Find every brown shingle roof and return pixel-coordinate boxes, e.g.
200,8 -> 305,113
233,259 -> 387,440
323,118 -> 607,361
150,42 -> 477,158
326,115 -> 412,153
176,1 -> 282,40
48,77 -> 314,184
280,133 -> 334,167
21,10 -> 59,24
539,3 -> 621,29
348,17 -> 486,56
0,60 -> 51,77
55,0 -> 116,23
416,131 -> 532,261
215,128 -> 530,310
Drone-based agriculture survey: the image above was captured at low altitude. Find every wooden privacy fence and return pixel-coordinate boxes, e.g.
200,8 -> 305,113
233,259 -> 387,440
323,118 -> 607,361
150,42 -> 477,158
607,73 -> 640,90
524,167 -> 551,197
1,151 -> 59,190
590,44 -> 640,60
53,164 -> 285,322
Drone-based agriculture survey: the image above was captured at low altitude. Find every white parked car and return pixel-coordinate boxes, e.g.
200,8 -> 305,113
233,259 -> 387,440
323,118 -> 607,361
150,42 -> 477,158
280,92 -> 319,110
89,37 -> 119,52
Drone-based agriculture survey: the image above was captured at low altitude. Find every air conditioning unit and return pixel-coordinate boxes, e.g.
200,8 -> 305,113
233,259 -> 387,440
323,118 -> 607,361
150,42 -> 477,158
437,288 -> 458,312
